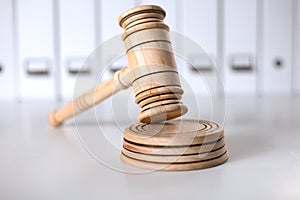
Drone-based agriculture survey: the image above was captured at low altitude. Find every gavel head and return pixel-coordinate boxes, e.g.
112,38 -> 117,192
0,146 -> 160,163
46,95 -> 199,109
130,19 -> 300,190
118,5 -> 188,123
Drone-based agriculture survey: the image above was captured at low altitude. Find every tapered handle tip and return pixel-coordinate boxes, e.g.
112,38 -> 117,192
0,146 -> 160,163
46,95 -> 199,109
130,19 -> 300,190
48,111 -> 63,127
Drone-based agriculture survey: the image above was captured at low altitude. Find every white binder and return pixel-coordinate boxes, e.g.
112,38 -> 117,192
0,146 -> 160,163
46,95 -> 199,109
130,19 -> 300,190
100,0 -> 136,71
101,0 -> 136,42
0,0 -> 15,100
98,0 -> 138,123
223,0 -> 257,95
258,0 -> 293,95
293,0 -> 300,95
180,0 -> 218,97
59,0 -> 96,100
15,0 -> 56,100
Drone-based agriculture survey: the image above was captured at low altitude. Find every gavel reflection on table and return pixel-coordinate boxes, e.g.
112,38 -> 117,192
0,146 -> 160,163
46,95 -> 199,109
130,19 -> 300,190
48,5 -> 228,171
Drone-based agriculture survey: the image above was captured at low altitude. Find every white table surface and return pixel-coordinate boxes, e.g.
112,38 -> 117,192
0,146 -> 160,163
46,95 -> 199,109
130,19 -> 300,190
0,96 -> 300,200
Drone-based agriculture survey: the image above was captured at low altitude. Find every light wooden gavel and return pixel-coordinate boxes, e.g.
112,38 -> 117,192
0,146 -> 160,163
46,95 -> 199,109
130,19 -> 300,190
48,5 -> 188,127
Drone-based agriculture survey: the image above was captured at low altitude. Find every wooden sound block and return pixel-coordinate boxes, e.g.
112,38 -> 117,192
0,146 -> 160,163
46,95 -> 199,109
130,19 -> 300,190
123,137 -> 225,155
124,120 -> 224,146
120,151 -> 229,171
122,145 -> 227,163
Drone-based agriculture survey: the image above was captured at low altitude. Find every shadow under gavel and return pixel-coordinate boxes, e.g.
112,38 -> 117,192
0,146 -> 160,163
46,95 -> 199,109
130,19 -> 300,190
48,5 -> 188,127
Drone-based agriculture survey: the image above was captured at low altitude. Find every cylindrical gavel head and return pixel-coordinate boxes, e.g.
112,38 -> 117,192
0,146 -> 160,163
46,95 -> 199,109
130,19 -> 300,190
119,5 -> 188,123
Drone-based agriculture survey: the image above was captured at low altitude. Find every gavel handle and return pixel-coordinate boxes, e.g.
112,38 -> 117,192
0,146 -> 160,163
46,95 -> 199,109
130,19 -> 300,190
48,67 -> 131,127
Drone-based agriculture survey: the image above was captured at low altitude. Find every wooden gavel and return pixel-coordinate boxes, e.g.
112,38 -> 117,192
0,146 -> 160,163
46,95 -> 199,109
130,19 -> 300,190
48,5 -> 188,127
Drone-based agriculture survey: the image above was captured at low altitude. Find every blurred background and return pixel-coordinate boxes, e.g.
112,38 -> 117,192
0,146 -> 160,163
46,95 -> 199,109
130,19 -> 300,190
0,0 -> 300,124
1,0 -> 299,100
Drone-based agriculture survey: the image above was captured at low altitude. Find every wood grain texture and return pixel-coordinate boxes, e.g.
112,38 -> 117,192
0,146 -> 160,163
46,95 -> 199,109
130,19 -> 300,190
121,151 -> 228,171
124,119 -> 224,146
121,12 -> 164,29
138,103 -> 188,123
119,5 -> 188,123
137,93 -> 182,108
122,137 -> 225,155
49,5 -> 188,127
118,5 -> 166,28
48,67 -> 131,127
135,86 -> 184,104
122,145 -> 227,163
121,118 -> 228,170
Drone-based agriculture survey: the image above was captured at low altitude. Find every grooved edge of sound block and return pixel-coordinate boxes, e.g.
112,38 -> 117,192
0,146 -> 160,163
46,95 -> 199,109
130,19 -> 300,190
122,137 -> 225,155
120,151 -> 229,171
122,145 -> 227,163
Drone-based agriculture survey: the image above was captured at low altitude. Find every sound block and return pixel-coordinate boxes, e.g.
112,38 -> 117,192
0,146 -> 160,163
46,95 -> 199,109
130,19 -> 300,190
121,119 -> 228,171
122,145 -> 227,163
124,119 -> 224,146
123,137 -> 225,155
120,151 -> 228,171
